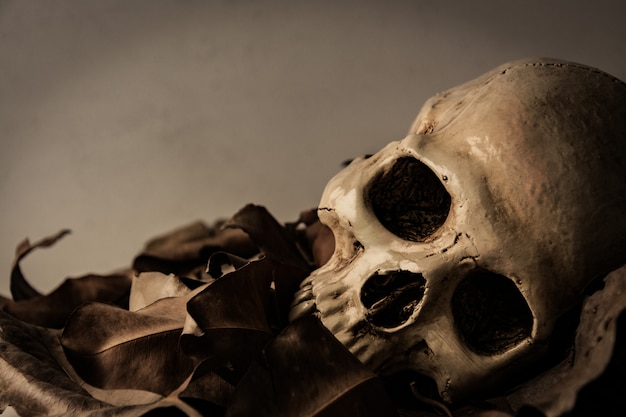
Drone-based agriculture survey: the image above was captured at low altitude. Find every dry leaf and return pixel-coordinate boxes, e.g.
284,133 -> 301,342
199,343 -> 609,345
2,272 -> 132,328
133,220 -> 258,278
224,204 -> 311,271
227,316 -> 399,417
61,296 -> 194,395
287,208 -> 335,267
182,257 -> 277,384
0,310 -> 204,416
10,229 -> 71,300
129,271 -> 194,312
1,229 -> 132,328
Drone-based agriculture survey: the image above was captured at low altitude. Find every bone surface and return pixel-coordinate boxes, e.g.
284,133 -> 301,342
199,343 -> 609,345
290,58 -> 626,403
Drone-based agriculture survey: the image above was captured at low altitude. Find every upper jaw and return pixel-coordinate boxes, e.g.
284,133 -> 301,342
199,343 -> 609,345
288,278 -> 317,322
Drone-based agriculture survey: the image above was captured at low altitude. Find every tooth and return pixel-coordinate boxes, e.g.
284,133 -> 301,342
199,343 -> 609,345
288,299 -> 317,322
291,285 -> 313,305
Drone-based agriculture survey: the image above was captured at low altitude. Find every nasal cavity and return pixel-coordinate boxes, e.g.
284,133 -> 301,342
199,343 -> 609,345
360,270 -> 426,328
366,157 -> 451,242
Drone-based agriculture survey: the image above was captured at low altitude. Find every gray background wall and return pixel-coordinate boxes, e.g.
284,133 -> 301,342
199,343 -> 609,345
1,0 -> 625,299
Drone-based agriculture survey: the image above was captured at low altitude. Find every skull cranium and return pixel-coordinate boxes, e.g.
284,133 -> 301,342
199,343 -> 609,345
290,58 -> 626,403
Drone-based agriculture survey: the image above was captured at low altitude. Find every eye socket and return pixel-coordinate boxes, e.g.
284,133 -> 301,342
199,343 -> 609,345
452,270 -> 533,356
366,157 -> 451,242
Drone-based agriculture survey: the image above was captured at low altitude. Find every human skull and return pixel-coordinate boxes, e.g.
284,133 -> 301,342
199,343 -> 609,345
290,58 -> 626,403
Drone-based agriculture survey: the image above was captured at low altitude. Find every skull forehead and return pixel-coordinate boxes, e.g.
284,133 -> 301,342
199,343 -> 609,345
410,59 -> 626,190
406,58 -> 626,282
411,58 -> 626,142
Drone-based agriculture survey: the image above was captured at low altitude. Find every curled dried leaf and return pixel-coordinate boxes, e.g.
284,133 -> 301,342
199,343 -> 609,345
1,229 -> 132,328
132,220 -> 258,278
10,229 -> 71,301
224,204 -> 311,271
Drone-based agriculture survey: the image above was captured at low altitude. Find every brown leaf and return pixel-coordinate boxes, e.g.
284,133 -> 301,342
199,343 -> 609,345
1,229 -> 133,328
182,258 -> 277,383
0,310 -> 117,416
205,251 -> 251,279
178,359 -> 235,409
224,204 -> 311,271
2,272 -> 132,328
129,271 -> 193,312
61,296 -> 194,395
287,208 -> 335,268
227,316 -> 398,417
132,220 -> 258,277
10,229 -> 71,301
308,220 -> 335,267
204,250 -> 308,328
0,309 -> 207,416
187,258 -> 274,333
272,262 -> 311,328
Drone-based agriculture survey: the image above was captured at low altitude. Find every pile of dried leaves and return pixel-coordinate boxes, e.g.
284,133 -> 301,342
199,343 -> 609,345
0,204 -> 624,417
